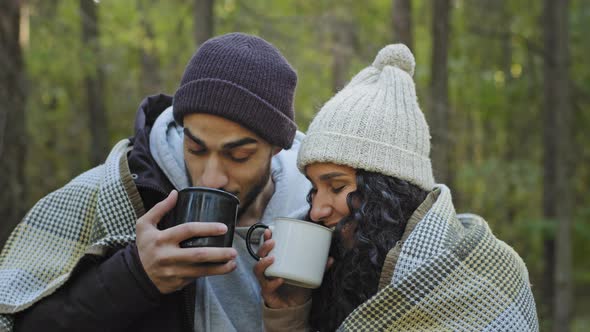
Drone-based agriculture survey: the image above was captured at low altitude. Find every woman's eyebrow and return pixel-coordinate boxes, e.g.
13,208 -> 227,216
319,172 -> 348,181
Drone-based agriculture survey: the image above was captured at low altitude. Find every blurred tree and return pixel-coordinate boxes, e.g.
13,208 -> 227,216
5,1 -> 590,328
24,1 -> 87,205
331,16 -> 356,93
569,0 -> 590,325
0,0 -> 27,248
496,0 -> 520,239
543,0 -> 573,330
392,0 -> 412,51
430,0 -> 452,186
139,0 -> 162,95
81,0 -> 109,165
195,0 -> 214,46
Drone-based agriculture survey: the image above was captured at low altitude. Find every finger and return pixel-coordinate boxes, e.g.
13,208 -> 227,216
163,222 -> 228,244
261,277 -> 284,294
256,239 -> 275,258
142,190 -> 178,226
178,259 -> 238,278
174,247 -> 238,265
253,255 -> 275,279
326,256 -> 335,270
263,228 -> 273,241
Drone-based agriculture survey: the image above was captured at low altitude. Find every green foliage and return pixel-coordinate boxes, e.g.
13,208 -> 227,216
18,0 -> 590,328
25,0 -> 90,203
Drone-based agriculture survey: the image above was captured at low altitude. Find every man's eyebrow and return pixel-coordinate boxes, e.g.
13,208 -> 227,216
319,172 -> 348,181
184,128 -> 206,147
222,138 -> 258,150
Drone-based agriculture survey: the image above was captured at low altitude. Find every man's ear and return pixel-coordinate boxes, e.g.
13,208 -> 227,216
271,146 -> 282,156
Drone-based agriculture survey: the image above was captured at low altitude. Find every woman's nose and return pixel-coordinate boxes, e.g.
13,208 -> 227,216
309,195 -> 332,223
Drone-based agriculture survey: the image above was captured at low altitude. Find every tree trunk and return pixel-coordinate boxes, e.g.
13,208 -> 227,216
331,19 -> 355,93
543,0 -> 573,330
498,0 -> 519,227
392,0 -> 413,51
138,0 -> 161,94
0,0 -> 27,248
194,0 -> 214,46
430,0 -> 451,186
81,0 -> 109,166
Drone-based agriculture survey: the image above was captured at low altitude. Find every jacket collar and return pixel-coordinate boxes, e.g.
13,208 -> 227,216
127,94 -> 175,214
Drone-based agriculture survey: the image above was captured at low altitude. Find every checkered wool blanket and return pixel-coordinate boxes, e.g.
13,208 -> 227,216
338,186 -> 539,331
0,139 -> 143,331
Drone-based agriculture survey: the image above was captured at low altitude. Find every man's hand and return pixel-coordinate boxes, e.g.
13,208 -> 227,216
136,190 -> 238,294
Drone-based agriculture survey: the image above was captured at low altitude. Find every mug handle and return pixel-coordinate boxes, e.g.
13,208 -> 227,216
246,223 -> 269,260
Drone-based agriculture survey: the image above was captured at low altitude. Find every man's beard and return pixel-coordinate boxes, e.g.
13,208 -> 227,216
236,164 -> 271,218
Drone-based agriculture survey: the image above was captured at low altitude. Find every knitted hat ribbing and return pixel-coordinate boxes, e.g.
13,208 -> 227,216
173,33 -> 298,149
297,44 -> 435,191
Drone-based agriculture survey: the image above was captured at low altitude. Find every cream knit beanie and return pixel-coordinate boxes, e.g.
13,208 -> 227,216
297,44 -> 435,191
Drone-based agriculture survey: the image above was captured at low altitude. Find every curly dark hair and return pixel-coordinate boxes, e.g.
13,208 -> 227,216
308,169 -> 428,332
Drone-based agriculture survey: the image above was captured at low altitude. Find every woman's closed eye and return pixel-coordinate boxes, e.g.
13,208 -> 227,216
331,185 -> 346,193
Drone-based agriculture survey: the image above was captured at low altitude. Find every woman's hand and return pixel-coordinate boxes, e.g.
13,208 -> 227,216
253,229 -> 311,309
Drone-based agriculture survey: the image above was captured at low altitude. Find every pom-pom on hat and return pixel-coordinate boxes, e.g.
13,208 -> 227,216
297,44 -> 435,191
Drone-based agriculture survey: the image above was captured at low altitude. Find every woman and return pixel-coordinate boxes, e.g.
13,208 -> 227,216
254,44 -> 539,332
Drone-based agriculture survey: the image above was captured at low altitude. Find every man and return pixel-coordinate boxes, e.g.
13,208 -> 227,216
0,32 -> 310,331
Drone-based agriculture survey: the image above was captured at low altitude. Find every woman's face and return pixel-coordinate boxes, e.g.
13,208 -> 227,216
305,163 -> 357,228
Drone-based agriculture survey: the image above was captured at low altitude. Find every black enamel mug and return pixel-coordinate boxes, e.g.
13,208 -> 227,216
173,187 -> 240,248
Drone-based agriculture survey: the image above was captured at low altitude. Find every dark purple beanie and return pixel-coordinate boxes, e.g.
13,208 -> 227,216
173,32 -> 298,149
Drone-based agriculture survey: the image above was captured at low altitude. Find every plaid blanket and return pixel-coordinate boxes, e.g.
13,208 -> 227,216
338,185 -> 539,331
0,139 -> 143,331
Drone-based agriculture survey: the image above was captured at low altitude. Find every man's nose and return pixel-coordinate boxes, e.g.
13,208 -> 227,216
309,194 -> 332,223
199,156 -> 229,189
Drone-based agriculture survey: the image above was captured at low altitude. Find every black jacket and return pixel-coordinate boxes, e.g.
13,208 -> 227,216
14,95 -> 195,332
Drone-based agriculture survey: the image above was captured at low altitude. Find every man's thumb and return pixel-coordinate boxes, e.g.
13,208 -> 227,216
144,190 -> 178,226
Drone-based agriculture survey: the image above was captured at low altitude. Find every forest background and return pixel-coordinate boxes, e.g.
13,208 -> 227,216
0,0 -> 588,331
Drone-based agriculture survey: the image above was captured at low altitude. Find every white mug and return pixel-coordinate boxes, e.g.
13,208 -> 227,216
246,217 -> 333,289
